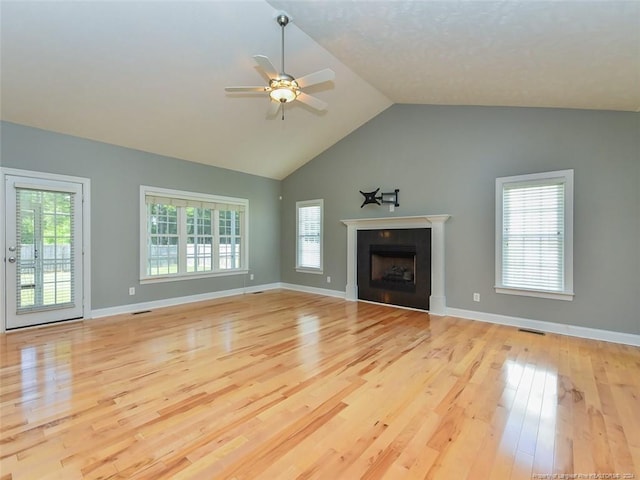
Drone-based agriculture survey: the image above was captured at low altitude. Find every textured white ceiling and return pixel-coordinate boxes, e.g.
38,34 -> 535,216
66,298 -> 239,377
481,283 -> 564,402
1,1 -> 638,180
0,1 -> 390,179
269,0 -> 640,111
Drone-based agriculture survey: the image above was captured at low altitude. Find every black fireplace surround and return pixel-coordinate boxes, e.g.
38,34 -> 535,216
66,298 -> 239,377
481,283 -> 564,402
357,228 -> 431,310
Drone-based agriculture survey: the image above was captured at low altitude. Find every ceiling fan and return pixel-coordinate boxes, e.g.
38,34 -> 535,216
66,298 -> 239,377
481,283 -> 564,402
225,14 -> 335,119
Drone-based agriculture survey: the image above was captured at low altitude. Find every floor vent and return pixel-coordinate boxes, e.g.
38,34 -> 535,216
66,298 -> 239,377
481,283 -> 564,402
132,310 -> 152,315
252,291 -> 264,295
518,328 -> 545,336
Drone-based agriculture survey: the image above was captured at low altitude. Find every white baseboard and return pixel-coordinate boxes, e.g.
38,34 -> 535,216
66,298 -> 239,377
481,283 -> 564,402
280,283 -> 346,299
282,286 -> 639,347
89,282 -> 639,347
446,307 -> 640,347
91,283 -> 281,319
280,284 -> 639,347
89,282 -> 344,320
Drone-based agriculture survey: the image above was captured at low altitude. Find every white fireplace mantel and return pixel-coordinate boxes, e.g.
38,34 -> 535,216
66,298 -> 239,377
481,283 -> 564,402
341,215 -> 451,315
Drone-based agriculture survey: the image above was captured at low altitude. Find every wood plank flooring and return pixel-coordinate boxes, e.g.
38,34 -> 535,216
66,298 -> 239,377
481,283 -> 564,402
1,290 -> 639,479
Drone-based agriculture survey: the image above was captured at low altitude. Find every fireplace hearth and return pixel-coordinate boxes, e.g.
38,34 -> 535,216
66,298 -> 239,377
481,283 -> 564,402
357,229 -> 431,310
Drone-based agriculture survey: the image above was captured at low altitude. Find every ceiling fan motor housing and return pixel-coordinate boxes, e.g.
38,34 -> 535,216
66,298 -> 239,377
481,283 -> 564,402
269,74 -> 300,103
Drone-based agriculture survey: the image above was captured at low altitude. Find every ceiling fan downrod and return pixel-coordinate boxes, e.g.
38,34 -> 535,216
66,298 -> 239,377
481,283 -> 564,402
277,14 -> 289,74
277,14 -> 290,120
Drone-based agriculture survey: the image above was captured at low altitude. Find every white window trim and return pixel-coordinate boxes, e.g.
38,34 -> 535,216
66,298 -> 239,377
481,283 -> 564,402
495,169 -> 574,301
296,199 -> 324,274
139,186 -> 249,284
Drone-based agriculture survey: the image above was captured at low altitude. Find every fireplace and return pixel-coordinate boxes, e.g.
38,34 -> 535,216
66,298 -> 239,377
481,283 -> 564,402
341,215 -> 450,314
357,229 -> 430,310
370,246 -> 416,291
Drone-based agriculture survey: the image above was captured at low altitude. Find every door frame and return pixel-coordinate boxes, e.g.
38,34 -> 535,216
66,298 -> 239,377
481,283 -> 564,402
1,168 -> 91,333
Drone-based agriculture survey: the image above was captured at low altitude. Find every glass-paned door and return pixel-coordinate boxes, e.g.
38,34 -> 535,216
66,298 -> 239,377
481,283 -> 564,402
5,175 -> 84,329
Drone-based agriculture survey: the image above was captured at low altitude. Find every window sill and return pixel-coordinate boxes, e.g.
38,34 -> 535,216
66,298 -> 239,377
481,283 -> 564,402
495,286 -> 574,301
141,269 -> 249,285
296,268 -> 324,275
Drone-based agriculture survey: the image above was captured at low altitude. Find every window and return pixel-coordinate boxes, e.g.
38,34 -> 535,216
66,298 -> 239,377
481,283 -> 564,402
140,186 -> 248,282
218,210 -> 242,270
296,199 -> 323,273
495,170 -> 574,300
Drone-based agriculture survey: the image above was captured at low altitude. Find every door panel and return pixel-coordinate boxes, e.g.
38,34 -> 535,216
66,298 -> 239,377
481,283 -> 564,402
5,175 -> 84,329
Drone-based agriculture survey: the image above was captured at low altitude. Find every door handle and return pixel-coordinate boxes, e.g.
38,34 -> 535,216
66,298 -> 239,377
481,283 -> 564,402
8,257 -> 16,263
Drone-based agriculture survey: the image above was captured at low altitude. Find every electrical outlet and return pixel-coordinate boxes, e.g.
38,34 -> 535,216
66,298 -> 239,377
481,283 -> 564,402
473,293 -> 480,302
250,274 -> 254,281
129,287 -> 135,296
327,276 -> 331,283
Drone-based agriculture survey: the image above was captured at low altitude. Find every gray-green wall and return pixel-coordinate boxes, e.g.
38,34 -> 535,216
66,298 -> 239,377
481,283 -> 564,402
3,106 -> 639,336
280,105 -> 640,335
1,121 -> 281,310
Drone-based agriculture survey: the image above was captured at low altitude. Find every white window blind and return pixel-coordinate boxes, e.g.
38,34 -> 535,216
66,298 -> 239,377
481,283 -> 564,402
16,188 -> 76,312
503,180 -> 564,290
296,200 -> 323,272
496,170 -> 574,301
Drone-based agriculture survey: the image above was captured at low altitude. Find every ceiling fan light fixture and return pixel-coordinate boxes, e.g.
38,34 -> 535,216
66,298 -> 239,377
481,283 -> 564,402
270,87 -> 297,103
269,76 -> 299,103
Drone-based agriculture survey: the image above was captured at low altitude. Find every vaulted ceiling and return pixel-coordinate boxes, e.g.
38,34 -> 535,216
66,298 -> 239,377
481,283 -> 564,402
1,1 -> 638,180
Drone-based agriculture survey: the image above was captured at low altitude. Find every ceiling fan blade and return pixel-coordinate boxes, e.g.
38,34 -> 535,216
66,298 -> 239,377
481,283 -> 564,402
296,92 -> 328,111
225,86 -> 269,92
253,55 -> 279,78
296,68 -> 335,88
266,101 -> 282,117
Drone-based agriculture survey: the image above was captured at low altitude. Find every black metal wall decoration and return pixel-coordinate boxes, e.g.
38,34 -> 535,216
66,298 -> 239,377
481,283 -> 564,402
359,188 -> 399,208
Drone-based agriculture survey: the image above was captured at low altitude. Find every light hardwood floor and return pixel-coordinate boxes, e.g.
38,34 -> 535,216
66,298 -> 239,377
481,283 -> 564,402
1,290 -> 639,479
